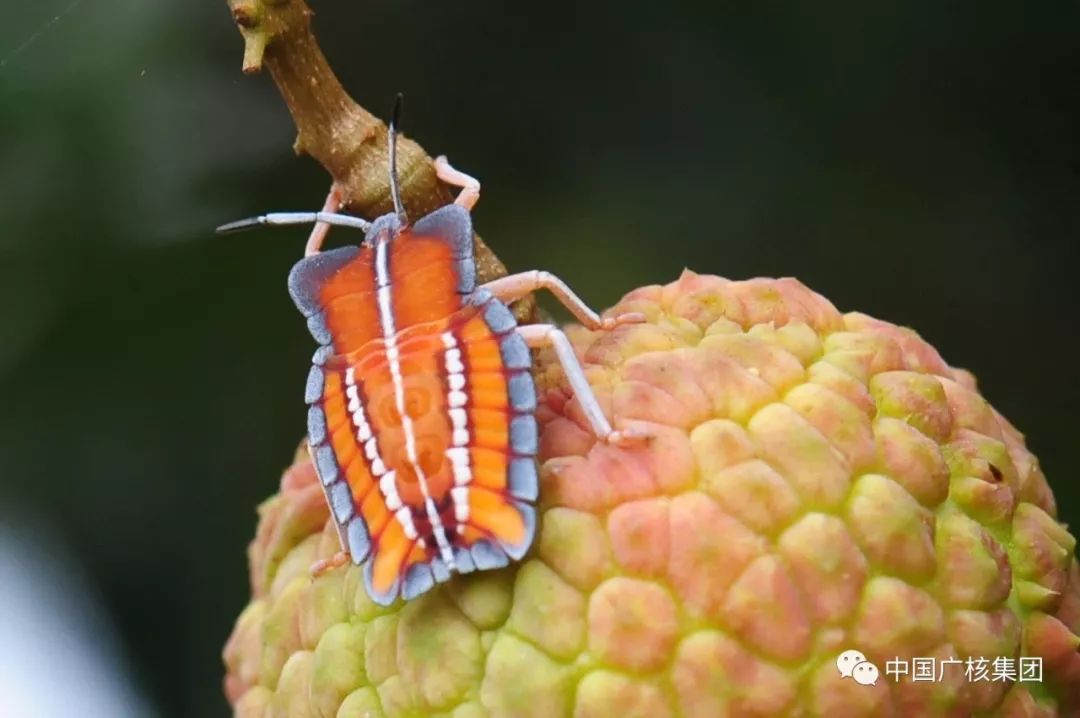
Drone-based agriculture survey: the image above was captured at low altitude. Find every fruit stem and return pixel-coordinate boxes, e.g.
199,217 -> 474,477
222,0 -> 513,289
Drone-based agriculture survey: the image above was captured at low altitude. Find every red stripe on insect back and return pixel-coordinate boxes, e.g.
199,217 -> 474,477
468,486 -> 528,547
382,327 -> 456,508
321,373 -> 372,501
316,246 -> 383,354
352,307 -> 535,595
389,231 -> 465,327
333,319 -> 461,595
443,312 -> 529,541
457,313 -> 512,480
370,514 -> 411,594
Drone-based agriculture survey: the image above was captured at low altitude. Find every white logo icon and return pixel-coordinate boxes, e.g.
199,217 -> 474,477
837,649 -> 879,686
836,649 -> 868,678
852,661 -> 880,686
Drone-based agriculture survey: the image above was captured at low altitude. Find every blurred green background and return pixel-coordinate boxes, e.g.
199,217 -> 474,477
0,1 -> 1077,716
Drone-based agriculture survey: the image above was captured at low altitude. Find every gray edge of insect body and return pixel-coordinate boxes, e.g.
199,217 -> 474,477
287,246 -> 360,317
402,563 -> 435,601
483,300 -> 517,335
306,311 -> 332,345
308,424 -> 353,551
452,546 -> 476,574
328,481 -> 354,523
499,502 -> 536,561
506,371 -> 537,413
508,458 -> 539,501
430,556 -> 451,583
314,444 -> 339,485
347,518 -> 371,564
499,332 -> 531,370
471,540 -> 510,571
413,205 -> 477,294
305,365 -> 325,403
466,287 -> 493,307
307,405 -> 328,445
509,414 -> 539,456
455,258 -> 477,295
412,204 -> 474,260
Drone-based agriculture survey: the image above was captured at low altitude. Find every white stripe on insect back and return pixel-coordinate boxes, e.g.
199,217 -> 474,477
374,235 -> 457,567
345,367 -> 388,477
441,330 -> 472,529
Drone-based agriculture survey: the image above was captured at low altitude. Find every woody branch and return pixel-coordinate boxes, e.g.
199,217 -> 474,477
223,0 -> 514,289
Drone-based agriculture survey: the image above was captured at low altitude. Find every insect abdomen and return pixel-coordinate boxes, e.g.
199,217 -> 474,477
305,290 -> 539,604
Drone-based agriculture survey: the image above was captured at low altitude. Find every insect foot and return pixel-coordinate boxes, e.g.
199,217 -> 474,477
601,427 -> 652,448
597,311 -> 647,331
308,550 -> 349,579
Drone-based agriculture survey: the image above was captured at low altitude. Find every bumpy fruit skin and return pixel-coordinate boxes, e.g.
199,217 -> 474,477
224,272 -> 1080,717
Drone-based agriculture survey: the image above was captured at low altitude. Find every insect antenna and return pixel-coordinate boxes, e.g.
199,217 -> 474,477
388,92 -> 408,226
215,212 -> 371,235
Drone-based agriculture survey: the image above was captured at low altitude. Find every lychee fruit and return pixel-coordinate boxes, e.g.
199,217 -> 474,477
224,272 -> 1080,717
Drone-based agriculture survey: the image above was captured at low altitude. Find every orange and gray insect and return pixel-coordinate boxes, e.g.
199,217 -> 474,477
217,107 -> 642,604
291,207 -> 537,604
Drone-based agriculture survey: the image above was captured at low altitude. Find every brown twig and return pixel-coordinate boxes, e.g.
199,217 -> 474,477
225,0 -> 514,291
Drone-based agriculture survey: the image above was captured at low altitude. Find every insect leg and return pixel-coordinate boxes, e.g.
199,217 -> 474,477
309,550 -> 351,579
434,155 -> 481,210
484,271 -> 646,330
304,184 -> 345,257
516,324 -> 648,447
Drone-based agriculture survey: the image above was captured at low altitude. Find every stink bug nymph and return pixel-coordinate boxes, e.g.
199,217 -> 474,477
218,99 -> 645,605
